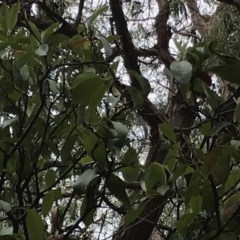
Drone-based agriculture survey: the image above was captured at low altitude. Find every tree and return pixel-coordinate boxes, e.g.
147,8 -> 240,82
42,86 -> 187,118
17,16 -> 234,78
1,0 -> 240,239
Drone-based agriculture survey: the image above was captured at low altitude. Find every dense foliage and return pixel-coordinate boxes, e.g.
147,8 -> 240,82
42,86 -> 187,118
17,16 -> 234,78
1,0 -> 240,239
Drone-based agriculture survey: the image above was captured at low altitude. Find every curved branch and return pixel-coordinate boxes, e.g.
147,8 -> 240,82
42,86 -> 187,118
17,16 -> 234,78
109,0 -> 141,90
155,0 -> 175,68
109,0 -> 167,129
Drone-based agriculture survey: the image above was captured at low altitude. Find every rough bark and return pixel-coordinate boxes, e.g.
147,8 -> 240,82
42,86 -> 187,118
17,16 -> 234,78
110,0 -> 197,240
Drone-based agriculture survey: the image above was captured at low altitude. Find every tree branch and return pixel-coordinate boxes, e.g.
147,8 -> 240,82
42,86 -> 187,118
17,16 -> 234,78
217,0 -> 240,12
109,1 -> 172,240
109,0 -> 141,90
186,0 -> 208,36
155,0 -> 175,68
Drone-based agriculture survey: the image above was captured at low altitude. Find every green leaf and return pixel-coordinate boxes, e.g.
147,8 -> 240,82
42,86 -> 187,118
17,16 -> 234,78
0,117 -> 18,129
80,129 -> 98,156
128,70 -> 151,96
110,121 -> 128,138
222,192 -> 240,210
26,21 -> 41,42
96,121 -> 117,139
172,165 -> 194,182
221,193 -> 240,225
176,213 -> 196,236
0,227 -> 13,236
124,202 -> 146,224
41,189 -> 61,217
35,44 -> 49,56
123,147 -> 138,165
99,36 -> 112,58
224,171 -> 240,192
144,163 -> 167,191
47,33 -> 68,48
19,64 -> 29,81
0,236 -> 17,240
203,86 -> 222,110
228,144 -> 240,160
107,174 -> 130,206
26,209 -> 44,240
45,169 -> 56,188
170,60 -> 192,83
0,152 -> 4,170
157,185 -> 169,196
210,58 -> 240,84
199,122 -> 212,137
151,163 -> 167,185
165,143 -> 179,172
61,134 -> 78,163
8,1 -> 20,32
108,138 -> 124,155
234,102 -> 240,122
203,146 -> 222,175
144,166 -> 156,191
48,79 -> 59,95
92,141 -> 107,168
15,51 -> 34,68
83,209 -> 95,226
79,156 -> 94,165
183,175 -> 202,203
6,153 -> 18,173
71,72 -> 110,109
88,5 -> 108,26
211,121 -> 230,136
126,86 -> 144,109
213,148 -> 230,184
0,47 -> 10,60
80,177 -> 100,226
41,22 -> 61,43
189,195 -> 202,213
202,181 -> 215,214
121,166 -> 140,182
159,123 -> 177,143
186,51 -> 200,71
73,169 -> 96,195
41,191 -> 54,217
0,200 -> 11,213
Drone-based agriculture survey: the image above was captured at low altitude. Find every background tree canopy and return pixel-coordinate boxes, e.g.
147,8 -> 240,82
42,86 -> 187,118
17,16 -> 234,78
1,0 -> 240,239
